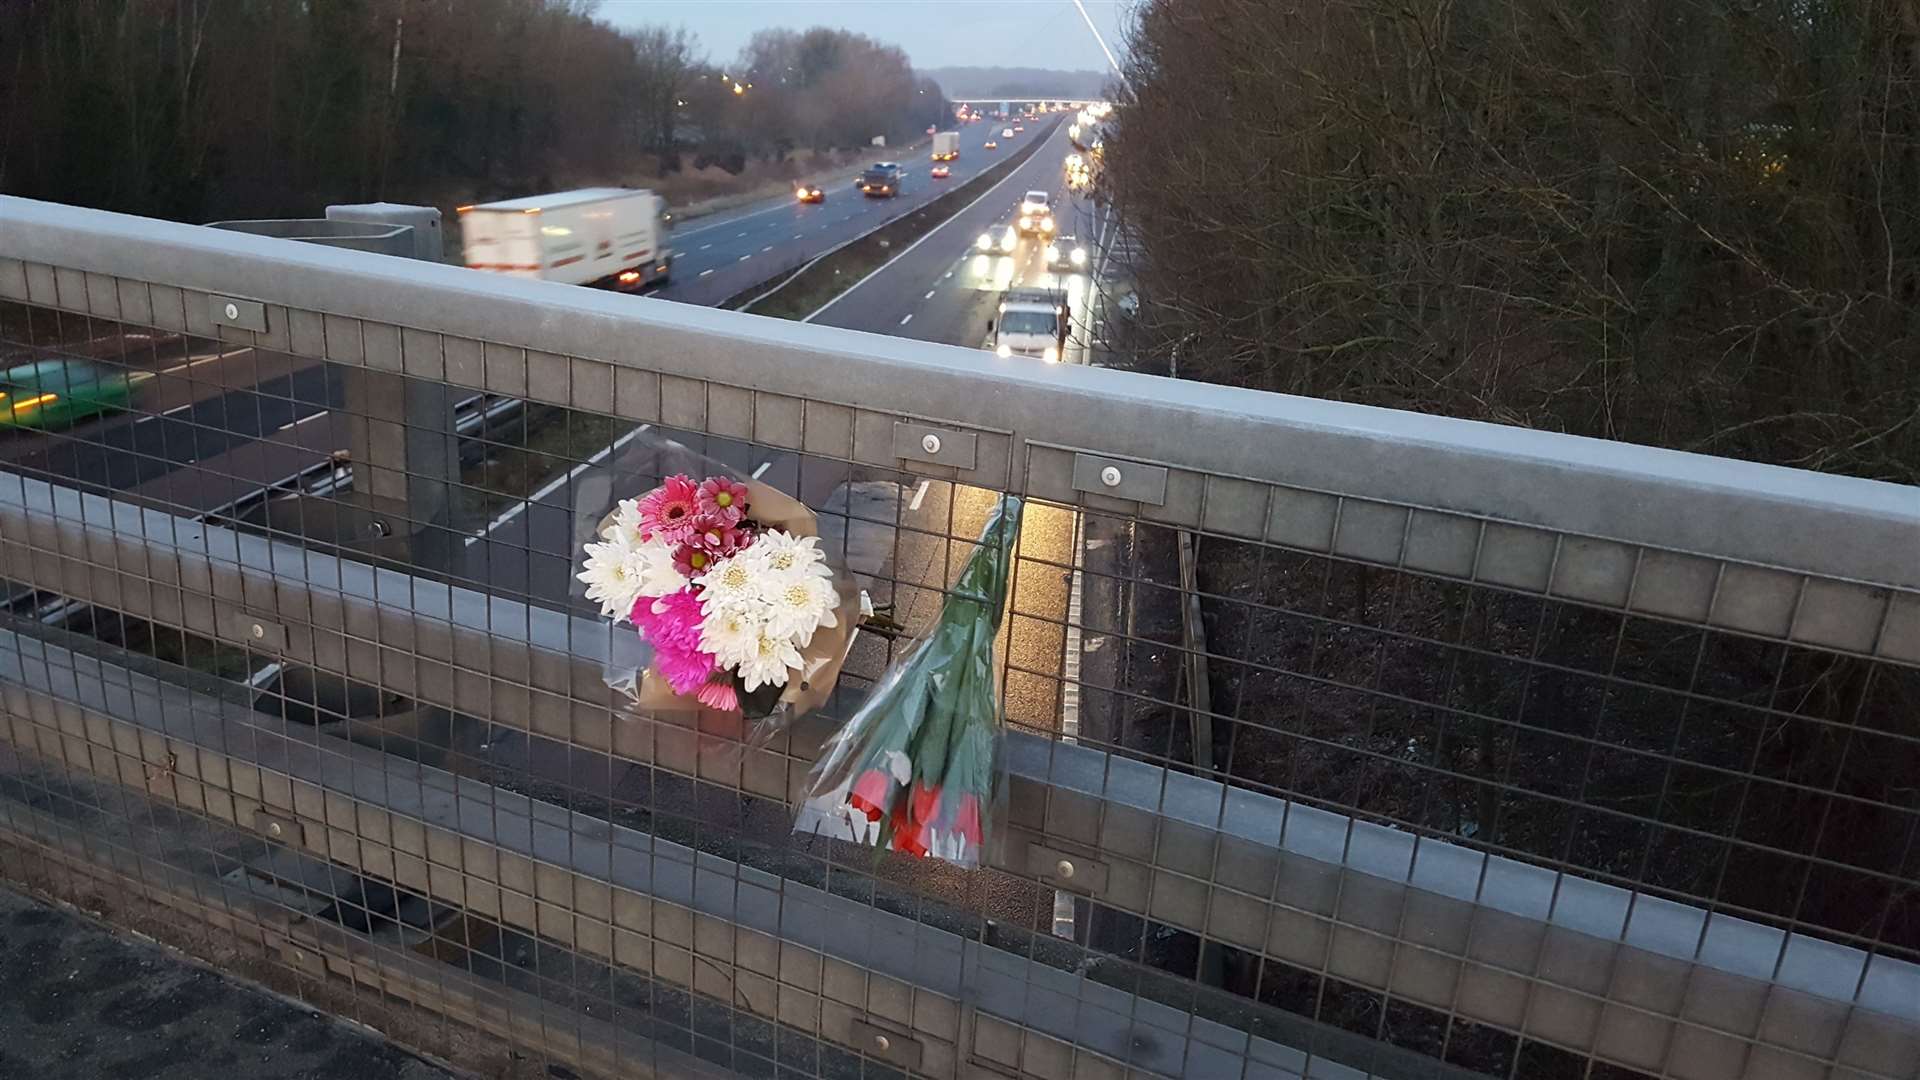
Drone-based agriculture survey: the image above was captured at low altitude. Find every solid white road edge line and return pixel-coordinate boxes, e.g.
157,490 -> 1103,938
465,423 -> 653,547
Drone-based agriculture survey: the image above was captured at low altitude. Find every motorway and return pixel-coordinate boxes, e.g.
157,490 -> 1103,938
0,342 -> 350,519
809,120 -> 1110,735
457,119 -> 1092,612
0,120 -> 1055,536
652,119 -> 1052,306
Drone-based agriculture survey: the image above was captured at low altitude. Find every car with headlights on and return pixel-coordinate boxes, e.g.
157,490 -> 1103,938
1016,190 -> 1055,236
931,164 -> 951,179
976,225 -> 1019,254
795,183 -> 825,203
984,139 -> 999,150
0,359 -> 137,431
1045,234 -> 1088,271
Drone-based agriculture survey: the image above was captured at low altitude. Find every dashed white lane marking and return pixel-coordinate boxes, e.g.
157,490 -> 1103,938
274,410 -> 327,433
908,478 -> 931,512
699,269 -> 715,277
898,313 -> 913,326
924,290 -> 936,300
159,352 -> 230,377
699,243 -> 712,251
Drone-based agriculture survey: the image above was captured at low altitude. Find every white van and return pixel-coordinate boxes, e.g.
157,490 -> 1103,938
1017,191 -> 1054,236
459,188 -> 672,290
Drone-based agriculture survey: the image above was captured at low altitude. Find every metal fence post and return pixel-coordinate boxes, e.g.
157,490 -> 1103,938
209,204 -> 457,571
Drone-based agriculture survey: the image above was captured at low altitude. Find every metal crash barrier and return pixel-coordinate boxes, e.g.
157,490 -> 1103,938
0,196 -> 1915,1079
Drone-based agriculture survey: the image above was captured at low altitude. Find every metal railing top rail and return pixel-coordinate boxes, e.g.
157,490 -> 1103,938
3,195 -> 1916,596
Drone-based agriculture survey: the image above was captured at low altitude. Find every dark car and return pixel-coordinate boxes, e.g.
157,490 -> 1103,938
858,162 -> 904,198
795,183 -> 825,203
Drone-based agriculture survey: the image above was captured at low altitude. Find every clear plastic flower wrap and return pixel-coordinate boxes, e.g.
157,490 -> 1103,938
572,433 -> 865,728
794,495 -> 1023,868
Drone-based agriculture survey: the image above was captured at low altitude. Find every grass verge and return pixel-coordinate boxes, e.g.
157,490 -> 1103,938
726,120 -> 1059,320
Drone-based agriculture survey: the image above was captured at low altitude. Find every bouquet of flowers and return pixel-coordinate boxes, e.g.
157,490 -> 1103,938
577,469 -> 862,719
796,495 -> 1023,868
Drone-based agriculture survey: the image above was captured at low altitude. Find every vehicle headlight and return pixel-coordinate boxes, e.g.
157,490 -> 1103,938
1070,247 -> 1087,266
996,344 -> 1013,358
1045,247 -> 1059,264
977,233 -> 993,251
1000,229 -> 1016,252
1042,345 -> 1059,363
1042,217 -> 1054,232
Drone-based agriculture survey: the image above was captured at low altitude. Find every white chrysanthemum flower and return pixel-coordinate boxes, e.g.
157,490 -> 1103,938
762,573 -> 839,644
737,530 -> 831,583
630,537 -> 689,598
695,554 -> 765,615
579,530 -> 684,622
737,631 -> 803,692
607,497 -> 644,537
699,605 -> 766,668
579,529 -> 648,620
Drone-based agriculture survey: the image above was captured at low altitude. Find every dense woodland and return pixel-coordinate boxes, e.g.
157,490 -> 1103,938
0,0 -> 950,221
921,65 -> 1109,100
1105,0 -> 1920,483
1094,0 -> 1920,1032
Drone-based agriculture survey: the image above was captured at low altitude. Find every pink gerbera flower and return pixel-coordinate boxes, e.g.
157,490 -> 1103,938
693,518 -> 751,555
634,475 -> 700,544
697,476 -> 750,526
631,589 -> 705,654
672,544 -> 717,578
695,674 -> 740,711
655,640 -> 717,695
673,518 -> 751,576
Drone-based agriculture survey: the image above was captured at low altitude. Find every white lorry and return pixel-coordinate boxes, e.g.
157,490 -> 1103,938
988,286 -> 1070,363
458,188 -> 671,291
931,131 -> 960,161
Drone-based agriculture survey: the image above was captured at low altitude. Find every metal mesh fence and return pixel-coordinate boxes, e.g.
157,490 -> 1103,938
0,221 -> 1915,1080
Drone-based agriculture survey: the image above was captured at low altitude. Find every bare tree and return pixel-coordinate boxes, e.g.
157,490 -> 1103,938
627,25 -> 697,164
1105,0 -> 1920,482
1,3 -> 956,219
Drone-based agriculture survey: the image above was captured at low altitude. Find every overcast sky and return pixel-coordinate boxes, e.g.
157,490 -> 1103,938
591,1 -> 1128,71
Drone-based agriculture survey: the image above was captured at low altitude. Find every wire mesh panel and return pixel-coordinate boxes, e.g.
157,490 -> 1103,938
0,199 -> 1915,1080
